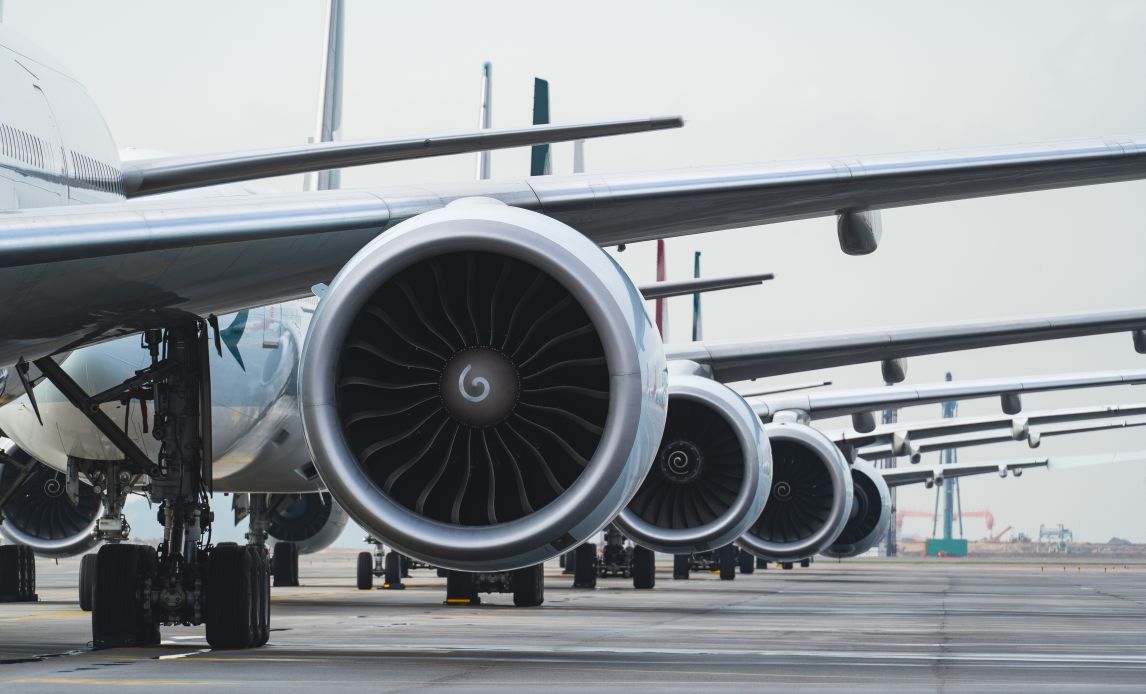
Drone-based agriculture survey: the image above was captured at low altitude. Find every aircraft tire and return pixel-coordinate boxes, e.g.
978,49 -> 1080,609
92,544 -> 159,648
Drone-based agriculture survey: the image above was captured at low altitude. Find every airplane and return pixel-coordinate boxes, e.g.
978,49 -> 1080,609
4,1 -> 1146,650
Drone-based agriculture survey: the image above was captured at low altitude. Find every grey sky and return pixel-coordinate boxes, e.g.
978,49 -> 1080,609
7,0 -> 1146,543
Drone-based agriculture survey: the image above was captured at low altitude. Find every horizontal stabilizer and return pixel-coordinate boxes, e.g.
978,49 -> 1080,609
122,116 -> 683,197
637,272 -> 773,300
736,380 -> 832,398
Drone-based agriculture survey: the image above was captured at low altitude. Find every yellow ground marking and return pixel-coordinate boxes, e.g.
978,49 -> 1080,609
162,657 -> 329,663
6,678 -> 231,686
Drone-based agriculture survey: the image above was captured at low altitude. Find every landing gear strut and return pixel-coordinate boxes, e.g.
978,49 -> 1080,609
37,321 -> 268,649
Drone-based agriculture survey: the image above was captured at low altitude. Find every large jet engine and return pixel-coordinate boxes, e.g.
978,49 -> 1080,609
614,374 -> 771,554
301,199 -> 668,571
822,459 -> 891,559
737,422 -> 853,562
0,447 -> 100,557
266,492 -> 349,554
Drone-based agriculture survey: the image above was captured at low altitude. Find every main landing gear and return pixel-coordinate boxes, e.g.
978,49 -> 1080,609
36,321 -> 268,649
356,537 -> 407,590
673,546 -> 757,581
235,493 -> 299,587
441,565 -> 545,607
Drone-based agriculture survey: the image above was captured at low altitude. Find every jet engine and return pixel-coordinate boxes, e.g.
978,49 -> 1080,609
737,422 -> 852,562
614,374 -> 771,554
266,492 -> 349,554
822,459 -> 890,559
301,199 -> 667,571
0,447 -> 100,557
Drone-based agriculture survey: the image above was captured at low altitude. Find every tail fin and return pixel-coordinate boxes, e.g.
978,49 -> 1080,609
475,62 -> 493,180
530,78 -> 552,175
692,251 -> 702,341
654,239 -> 667,338
312,0 -> 346,191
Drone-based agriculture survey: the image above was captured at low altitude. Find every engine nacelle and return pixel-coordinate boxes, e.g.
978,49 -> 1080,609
614,374 -> 770,554
301,199 -> 667,571
822,459 -> 891,558
736,422 -> 853,562
0,447 -> 100,557
266,492 -> 350,555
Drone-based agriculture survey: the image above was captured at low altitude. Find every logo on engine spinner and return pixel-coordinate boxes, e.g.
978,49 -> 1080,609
440,347 -> 520,427
458,364 -> 491,403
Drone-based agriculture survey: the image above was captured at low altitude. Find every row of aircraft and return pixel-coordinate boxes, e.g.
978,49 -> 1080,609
1,1 -> 1146,650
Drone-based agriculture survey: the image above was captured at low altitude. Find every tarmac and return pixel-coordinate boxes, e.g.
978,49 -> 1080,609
1,551 -> 1145,692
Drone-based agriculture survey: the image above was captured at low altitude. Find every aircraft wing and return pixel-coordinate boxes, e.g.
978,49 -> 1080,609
3,135 -> 1146,363
670,316 -> 1146,385
880,448 -> 1146,488
832,401 -> 1146,450
857,416 -> 1146,461
749,369 -> 1146,422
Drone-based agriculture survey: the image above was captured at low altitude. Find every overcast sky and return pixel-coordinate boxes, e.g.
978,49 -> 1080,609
7,1 -> 1146,544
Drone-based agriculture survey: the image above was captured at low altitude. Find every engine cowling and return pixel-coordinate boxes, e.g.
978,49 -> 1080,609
0,447 -> 100,557
266,492 -> 349,554
614,374 -> 771,554
737,422 -> 852,562
301,199 -> 667,571
822,459 -> 891,559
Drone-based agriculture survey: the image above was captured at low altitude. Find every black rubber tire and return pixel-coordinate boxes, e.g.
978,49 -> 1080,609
632,546 -> 655,589
511,564 -> 544,607
738,550 -> 755,575
249,545 -> 270,647
562,550 -> 577,575
206,544 -> 257,649
0,545 -> 36,602
384,551 -> 404,588
271,542 -> 299,587
572,543 -> 597,589
781,562 -> 793,570
356,552 -> 373,590
436,567 -> 448,578
672,554 -> 690,580
399,554 -> 411,578
79,553 -> 97,611
800,558 -> 811,568
718,545 -> 737,581
756,557 -> 769,570
92,544 -> 160,649
19,546 -> 35,601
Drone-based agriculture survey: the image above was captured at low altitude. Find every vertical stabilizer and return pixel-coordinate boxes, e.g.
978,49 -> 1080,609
313,0 -> 346,191
530,78 -> 552,176
573,139 -> 585,174
475,62 -> 493,180
692,251 -> 703,341
654,239 -> 667,338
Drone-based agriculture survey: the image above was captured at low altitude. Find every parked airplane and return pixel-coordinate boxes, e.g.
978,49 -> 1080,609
4,2 -> 1146,649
